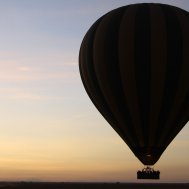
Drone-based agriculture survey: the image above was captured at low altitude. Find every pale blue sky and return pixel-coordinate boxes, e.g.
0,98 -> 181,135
0,0 -> 188,182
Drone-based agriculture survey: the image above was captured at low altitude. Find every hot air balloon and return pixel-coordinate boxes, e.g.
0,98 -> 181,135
79,3 -> 189,179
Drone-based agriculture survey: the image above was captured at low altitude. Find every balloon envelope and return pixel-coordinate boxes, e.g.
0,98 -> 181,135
79,3 -> 189,165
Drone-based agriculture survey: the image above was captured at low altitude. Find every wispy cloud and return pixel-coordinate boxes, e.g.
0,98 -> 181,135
0,88 -> 64,101
0,50 -> 79,83
0,70 -> 79,82
17,66 -> 31,72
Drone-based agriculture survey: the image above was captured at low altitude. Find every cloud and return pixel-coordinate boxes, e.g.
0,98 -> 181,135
0,88 -> 64,101
17,66 -> 31,72
0,50 -> 79,83
0,71 -> 79,82
0,60 -> 79,82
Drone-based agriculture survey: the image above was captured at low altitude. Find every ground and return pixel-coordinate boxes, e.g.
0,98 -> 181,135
0,182 -> 188,189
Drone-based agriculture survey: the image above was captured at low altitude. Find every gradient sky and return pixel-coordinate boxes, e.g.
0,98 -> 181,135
0,0 -> 188,183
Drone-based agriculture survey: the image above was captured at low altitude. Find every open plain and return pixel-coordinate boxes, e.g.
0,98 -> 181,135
0,182 -> 188,189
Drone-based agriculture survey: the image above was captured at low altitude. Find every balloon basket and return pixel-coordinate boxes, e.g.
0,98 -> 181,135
137,166 -> 160,179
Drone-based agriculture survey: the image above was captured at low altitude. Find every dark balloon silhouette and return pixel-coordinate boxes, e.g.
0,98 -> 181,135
79,3 -> 189,166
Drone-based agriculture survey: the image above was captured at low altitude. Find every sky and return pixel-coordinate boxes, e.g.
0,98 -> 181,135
0,0 -> 188,183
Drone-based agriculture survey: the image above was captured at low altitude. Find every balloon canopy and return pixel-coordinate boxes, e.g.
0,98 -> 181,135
79,3 -> 189,165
